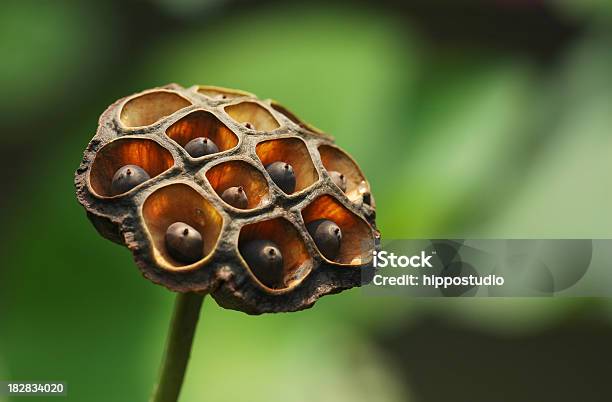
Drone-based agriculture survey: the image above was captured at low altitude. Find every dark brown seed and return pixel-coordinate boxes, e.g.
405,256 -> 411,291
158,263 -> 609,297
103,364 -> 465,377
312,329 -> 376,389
110,164 -> 150,195
240,239 -> 284,288
329,170 -> 347,192
244,122 -> 253,129
165,222 -> 204,264
307,219 -> 342,260
221,186 -> 249,209
184,137 -> 219,158
265,161 -> 296,194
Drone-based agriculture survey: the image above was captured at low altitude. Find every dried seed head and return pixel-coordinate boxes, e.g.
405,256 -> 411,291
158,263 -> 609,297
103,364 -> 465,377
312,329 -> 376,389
76,84 -> 378,314
184,137 -> 219,158
110,164 -> 150,195
307,219 -> 342,260
240,240 -> 284,288
221,186 -> 248,209
329,170 -> 347,192
265,161 -> 296,194
165,222 -> 204,264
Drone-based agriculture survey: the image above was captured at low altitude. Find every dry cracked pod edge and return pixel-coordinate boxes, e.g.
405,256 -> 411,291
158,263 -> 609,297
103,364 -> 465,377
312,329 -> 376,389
74,83 -> 380,315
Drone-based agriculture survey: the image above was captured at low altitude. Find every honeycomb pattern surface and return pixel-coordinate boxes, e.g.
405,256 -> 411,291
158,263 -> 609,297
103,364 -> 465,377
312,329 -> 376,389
75,84 -> 379,314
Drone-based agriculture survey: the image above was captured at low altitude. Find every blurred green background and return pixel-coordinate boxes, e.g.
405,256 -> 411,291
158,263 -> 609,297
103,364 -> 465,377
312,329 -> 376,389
1,0 -> 612,401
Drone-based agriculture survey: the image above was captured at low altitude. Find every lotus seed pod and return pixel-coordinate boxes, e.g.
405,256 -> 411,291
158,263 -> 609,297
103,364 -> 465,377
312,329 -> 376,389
184,137 -> 219,157
307,219 -> 342,260
110,164 -> 151,195
240,240 -> 284,288
265,162 -> 296,194
75,84 -> 379,314
221,186 -> 248,209
165,222 -> 204,264
329,170 -> 347,192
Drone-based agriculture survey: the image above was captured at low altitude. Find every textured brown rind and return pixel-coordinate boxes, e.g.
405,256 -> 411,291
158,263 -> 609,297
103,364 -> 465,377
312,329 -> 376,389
74,83 -> 379,314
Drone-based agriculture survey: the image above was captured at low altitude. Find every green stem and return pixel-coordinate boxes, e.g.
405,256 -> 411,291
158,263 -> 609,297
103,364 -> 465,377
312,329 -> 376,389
150,292 -> 205,402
